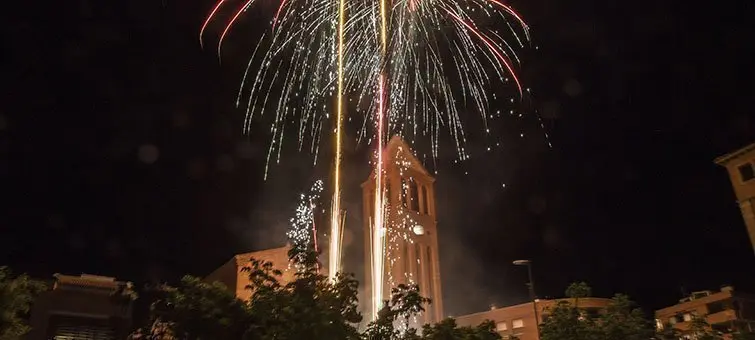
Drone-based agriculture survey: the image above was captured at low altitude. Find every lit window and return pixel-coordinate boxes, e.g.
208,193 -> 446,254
683,313 -> 693,322
656,319 -> 664,330
512,319 -> 524,328
496,322 -> 507,332
739,163 -> 755,182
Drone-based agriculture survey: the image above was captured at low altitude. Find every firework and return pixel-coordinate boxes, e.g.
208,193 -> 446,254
201,0 -> 532,322
200,0 -> 530,169
286,180 -> 324,264
329,0 -> 347,280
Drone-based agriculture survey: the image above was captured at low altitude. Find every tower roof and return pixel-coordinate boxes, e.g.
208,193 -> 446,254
362,135 -> 434,186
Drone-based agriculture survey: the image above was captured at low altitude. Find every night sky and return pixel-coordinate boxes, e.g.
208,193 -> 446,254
3,0 -> 755,318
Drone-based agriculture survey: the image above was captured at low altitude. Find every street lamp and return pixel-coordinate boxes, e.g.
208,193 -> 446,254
513,259 -> 541,340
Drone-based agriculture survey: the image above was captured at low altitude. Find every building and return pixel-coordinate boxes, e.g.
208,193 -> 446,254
361,136 -> 443,325
27,274 -> 135,340
204,246 -> 295,301
454,298 -> 612,340
715,142 -> 755,253
655,286 -> 755,337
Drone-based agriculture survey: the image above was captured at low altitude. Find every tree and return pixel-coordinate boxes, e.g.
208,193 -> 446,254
565,282 -> 592,305
655,323 -> 682,340
130,276 -> 251,340
244,245 -> 362,340
599,294 -> 653,340
733,330 -> 755,340
362,283 -> 499,340
688,316 -> 721,340
420,319 -> 501,340
134,244 -> 499,340
539,300 -> 598,340
539,282 -> 652,340
0,266 -> 47,340
362,283 -> 431,340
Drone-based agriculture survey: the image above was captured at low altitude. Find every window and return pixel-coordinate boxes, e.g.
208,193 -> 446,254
655,319 -> 664,331
741,302 -> 755,319
415,243 -> 423,294
426,246 -> 434,296
683,313 -> 694,322
739,163 -> 755,182
669,316 -> 679,325
404,243 -> 411,274
711,323 -> 730,334
496,322 -> 507,332
707,301 -> 726,314
584,307 -> 601,319
400,178 -> 408,207
409,179 -> 419,211
512,319 -> 524,329
421,185 -> 429,214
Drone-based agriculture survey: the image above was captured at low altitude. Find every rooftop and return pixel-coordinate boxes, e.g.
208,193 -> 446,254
714,142 -> 755,165
53,273 -> 132,290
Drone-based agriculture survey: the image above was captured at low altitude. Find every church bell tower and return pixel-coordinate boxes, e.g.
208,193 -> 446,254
361,136 -> 443,325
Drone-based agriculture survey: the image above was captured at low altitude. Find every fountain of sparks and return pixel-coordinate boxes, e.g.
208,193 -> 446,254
286,180 -> 325,267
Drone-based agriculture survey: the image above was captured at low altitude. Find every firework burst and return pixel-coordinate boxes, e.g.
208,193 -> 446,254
286,179 -> 324,264
202,0 -> 533,321
201,0 -> 530,168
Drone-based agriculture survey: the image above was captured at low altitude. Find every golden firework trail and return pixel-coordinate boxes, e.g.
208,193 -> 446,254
371,75 -> 387,320
329,0 -> 347,281
369,0 -> 390,318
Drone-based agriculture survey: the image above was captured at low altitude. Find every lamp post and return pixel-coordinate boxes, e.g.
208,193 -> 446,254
513,259 -> 540,340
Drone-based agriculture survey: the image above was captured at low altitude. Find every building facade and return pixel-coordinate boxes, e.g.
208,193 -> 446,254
655,286 -> 755,337
204,246 -> 294,301
361,136 -> 443,325
715,142 -> 755,253
454,298 -> 612,340
27,274 -> 135,340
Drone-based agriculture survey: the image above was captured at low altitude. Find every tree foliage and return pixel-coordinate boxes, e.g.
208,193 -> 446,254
733,330 -> 755,340
688,316 -> 722,340
0,266 -> 47,340
362,283 -> 499,340
539,282 -> 652,340
419,319 -> 501,340
129,276 -> 251,340
244,244 -> 362,340
654,322 -> 682,340
132,245 -> 497,340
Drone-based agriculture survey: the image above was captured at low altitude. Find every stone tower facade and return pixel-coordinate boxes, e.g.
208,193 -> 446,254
361,136 -> 443,325
716,142 -> 755,254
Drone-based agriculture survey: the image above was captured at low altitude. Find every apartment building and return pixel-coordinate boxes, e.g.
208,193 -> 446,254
655,286 -> 755,337
455,297 -> 612,340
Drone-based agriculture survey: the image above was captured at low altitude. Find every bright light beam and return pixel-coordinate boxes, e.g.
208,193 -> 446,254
328,0 -> 347,281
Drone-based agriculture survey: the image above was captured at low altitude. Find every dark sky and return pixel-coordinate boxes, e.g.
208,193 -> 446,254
3,0 -> 755,318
